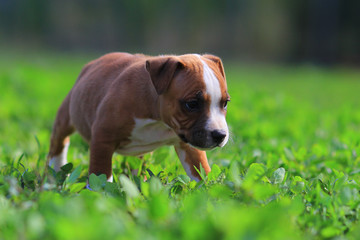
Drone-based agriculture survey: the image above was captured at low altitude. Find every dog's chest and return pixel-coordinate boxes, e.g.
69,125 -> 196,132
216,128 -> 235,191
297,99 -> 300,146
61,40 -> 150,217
116,118 -> 179,156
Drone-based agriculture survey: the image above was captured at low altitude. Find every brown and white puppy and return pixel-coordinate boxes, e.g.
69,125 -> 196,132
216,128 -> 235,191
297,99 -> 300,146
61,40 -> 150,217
48,53 -> 230,182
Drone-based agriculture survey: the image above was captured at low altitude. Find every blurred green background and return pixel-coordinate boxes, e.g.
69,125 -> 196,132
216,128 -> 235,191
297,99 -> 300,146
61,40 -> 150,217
2,1 -> 360,239
1,0 -> 360,65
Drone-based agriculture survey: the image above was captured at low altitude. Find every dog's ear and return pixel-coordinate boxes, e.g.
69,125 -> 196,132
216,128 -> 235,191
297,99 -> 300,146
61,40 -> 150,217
203,54 -> 225,78
146,57 -> 185,95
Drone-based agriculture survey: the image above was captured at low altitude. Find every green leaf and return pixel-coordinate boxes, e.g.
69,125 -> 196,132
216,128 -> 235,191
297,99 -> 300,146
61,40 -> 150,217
89,173 -> 107,191
146,169 -> 155,177
119,174 -> 140,198
318,179 -> 331,195
245,163 -> 267,182
23,170 -> 36,183
23,170 -> 36,190
194,164 -> 206,181
47,166 -> 56,178
208,164 -> 221,181
321,226 -> 341,238
66,166 -> 82,185
60,163 -> 73,174
200,164 -> 206,179
69,182 -> 87,193
339,186 -> 352,205
171,184 -> 183,195
229,162 -> 241,188
56,171 -> 67,186
126,156 -> 142,170
272,167 -> 285,184
176,175 -> 191,185
149,177 -> 163,196
189,180 -> 197,189
334,173 -> 348,191
290,176 -> 305,194
104,182 -> 120,196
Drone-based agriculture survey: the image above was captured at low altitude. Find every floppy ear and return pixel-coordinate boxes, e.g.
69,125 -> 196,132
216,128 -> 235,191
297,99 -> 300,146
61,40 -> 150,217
146,57 -> 185,95
203,54 -> 225,78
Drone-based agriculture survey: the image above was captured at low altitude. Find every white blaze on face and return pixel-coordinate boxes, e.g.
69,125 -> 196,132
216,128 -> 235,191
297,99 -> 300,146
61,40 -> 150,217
197,55 -> 229,147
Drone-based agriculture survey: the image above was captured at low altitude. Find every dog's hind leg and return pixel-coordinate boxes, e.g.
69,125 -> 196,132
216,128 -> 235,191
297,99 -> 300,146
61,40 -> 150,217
48,94 -> 75,171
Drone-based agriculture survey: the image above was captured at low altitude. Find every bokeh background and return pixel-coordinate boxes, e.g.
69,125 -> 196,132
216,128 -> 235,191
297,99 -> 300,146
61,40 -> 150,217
2,1 -> 360,239
1,0 -> 360,65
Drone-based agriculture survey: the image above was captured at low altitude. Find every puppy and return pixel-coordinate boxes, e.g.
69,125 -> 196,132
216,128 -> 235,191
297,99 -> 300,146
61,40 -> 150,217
48,53 -> 230,181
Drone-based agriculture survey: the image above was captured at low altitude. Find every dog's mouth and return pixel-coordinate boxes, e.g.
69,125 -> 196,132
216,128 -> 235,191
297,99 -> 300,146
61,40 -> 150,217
177,133 -> 222,150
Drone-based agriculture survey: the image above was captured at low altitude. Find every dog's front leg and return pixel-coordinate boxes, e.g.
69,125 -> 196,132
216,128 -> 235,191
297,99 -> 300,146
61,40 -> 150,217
174,142 -> 211,181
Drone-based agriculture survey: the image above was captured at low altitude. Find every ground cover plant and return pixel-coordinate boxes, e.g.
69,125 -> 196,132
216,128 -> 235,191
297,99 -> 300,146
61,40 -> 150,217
1,51 -> 360,239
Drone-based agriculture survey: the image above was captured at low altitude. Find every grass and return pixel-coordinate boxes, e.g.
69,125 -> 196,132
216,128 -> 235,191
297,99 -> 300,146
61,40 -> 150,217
1,51 -> 360,239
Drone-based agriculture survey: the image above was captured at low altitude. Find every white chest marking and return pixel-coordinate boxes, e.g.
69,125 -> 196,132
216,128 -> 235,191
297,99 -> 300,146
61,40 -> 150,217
117,118 -> 179,156
197,55 -> 229,146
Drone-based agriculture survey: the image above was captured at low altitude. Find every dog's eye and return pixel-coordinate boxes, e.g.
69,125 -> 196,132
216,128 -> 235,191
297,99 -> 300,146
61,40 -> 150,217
223,100 -> 230,110
185,100 -> 200,112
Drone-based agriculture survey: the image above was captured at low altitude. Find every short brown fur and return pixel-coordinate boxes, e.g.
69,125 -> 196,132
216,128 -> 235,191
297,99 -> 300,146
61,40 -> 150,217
48,52 -> 228,181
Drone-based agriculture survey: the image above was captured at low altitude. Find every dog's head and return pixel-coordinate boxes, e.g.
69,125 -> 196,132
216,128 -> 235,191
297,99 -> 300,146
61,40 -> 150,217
146,54 -> 230,149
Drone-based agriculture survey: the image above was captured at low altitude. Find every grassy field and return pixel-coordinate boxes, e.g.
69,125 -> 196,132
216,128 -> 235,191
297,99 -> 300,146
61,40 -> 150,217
1,51 -> 360,239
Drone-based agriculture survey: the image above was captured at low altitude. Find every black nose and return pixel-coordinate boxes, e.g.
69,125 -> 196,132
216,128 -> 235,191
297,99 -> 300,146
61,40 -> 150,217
211,130 -> 226,144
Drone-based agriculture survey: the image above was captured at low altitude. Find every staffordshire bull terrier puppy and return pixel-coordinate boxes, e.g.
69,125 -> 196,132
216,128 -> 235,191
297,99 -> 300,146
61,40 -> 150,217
48,53 -> 230,181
